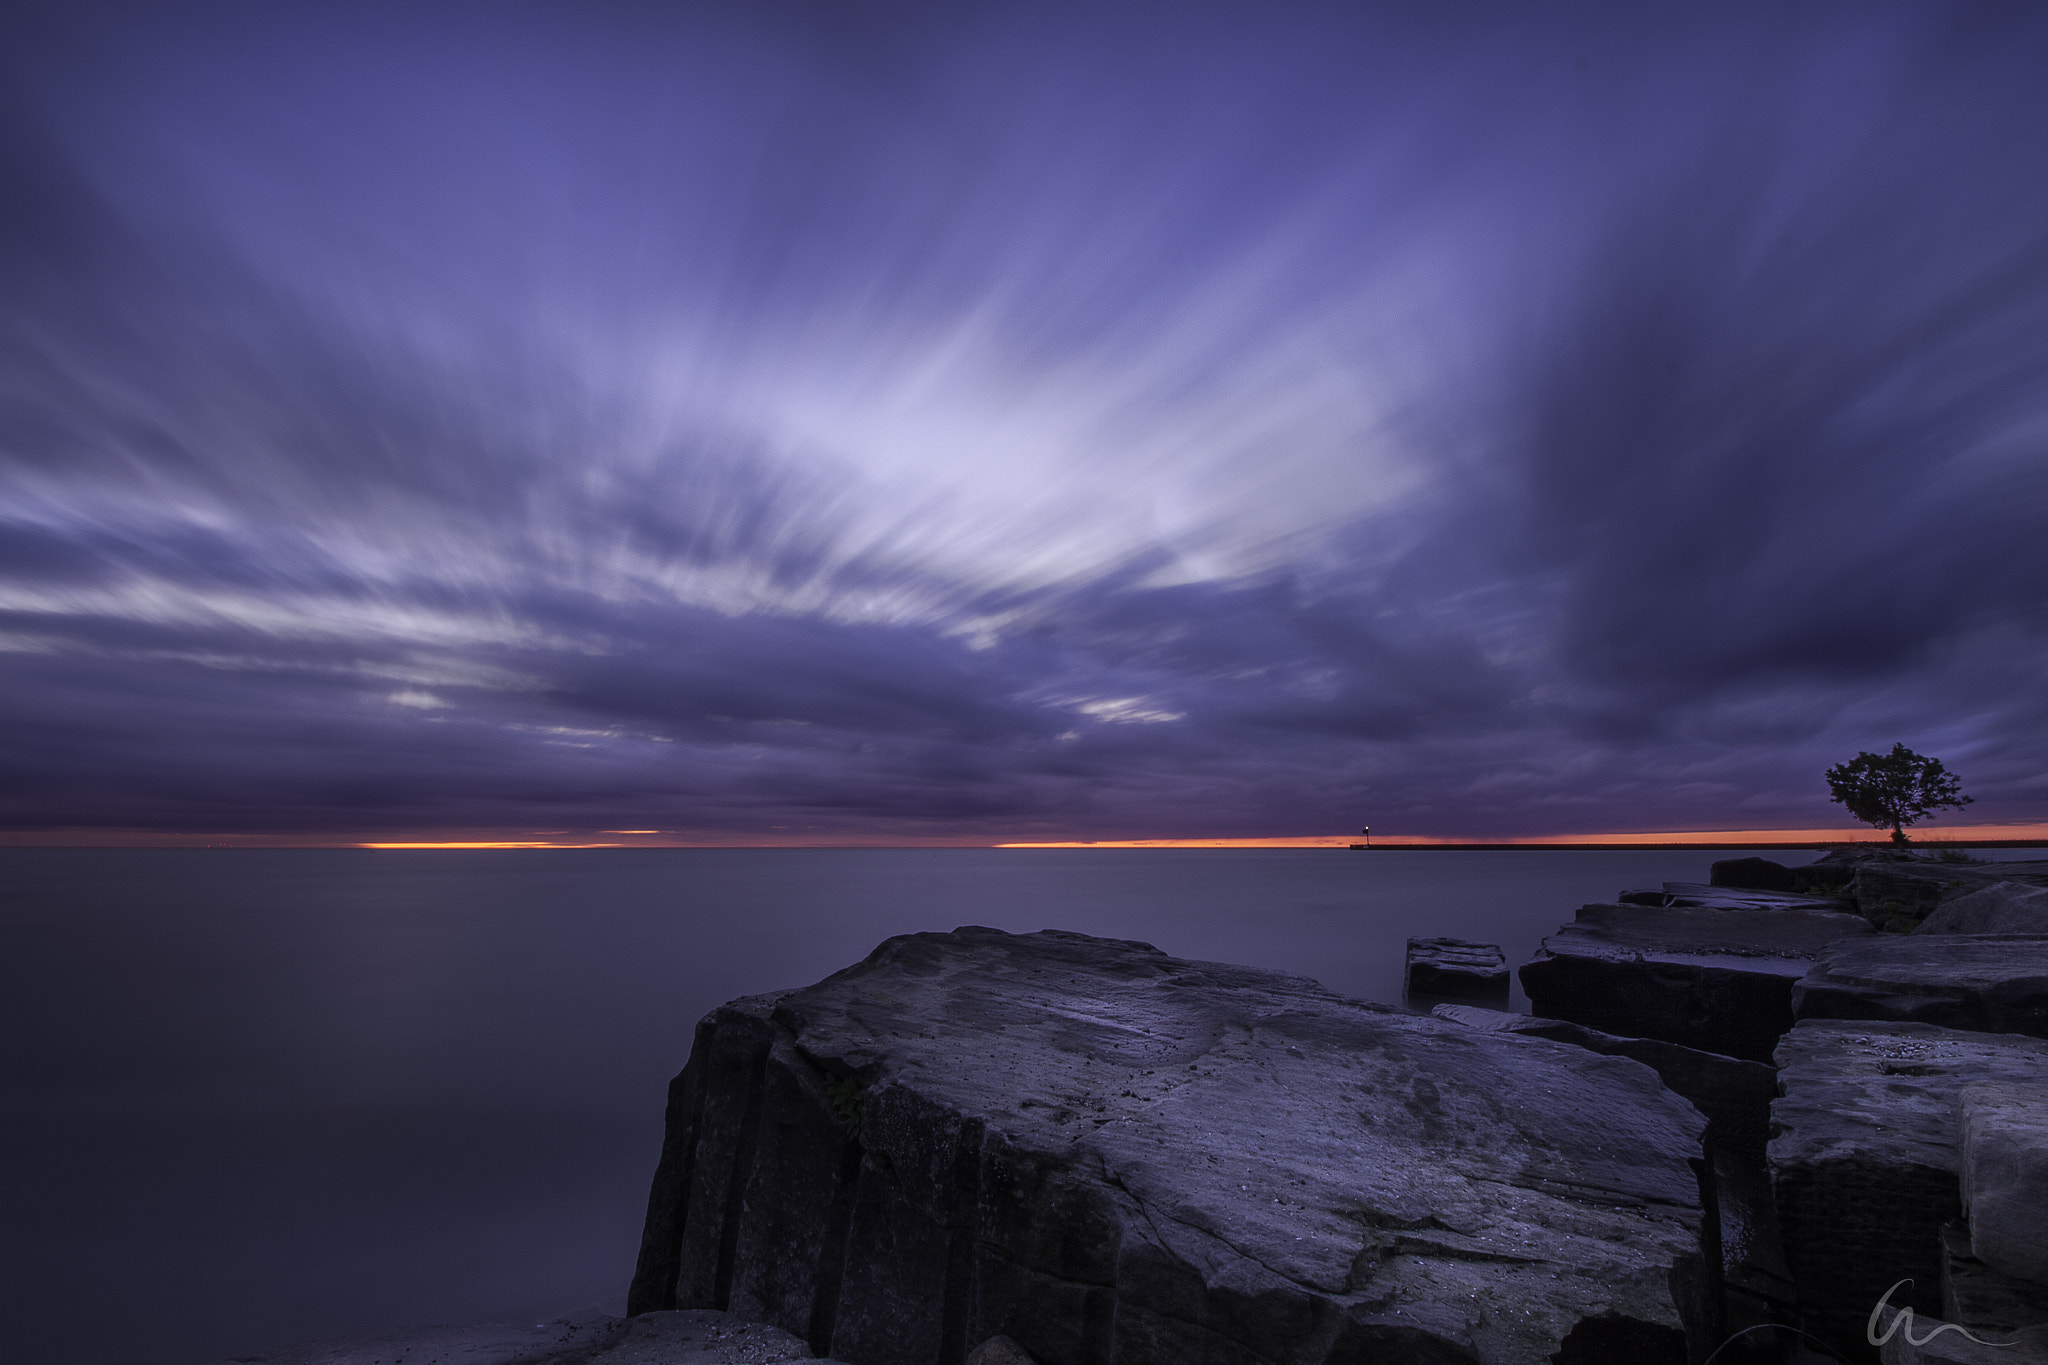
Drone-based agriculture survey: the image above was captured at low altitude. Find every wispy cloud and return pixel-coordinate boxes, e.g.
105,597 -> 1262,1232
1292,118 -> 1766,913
2,1 -> 2045,840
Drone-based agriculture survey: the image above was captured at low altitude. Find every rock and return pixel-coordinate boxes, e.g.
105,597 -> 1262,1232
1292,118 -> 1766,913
1854,865 -> 1967,924
630,927 -> 1714,1365
1785,851 -> 2048,926
1430,1004 -> 1777,1164
1769,1021 -> 2048,1361
1404,936 -> 1508,998
1430,1003 -> 1798,1337
206,1310 -> 837,1365
1711,858 -> 1801,891
963,1336 -> 1040,1365
1836,855 -> 2048,929
1958,1084 -> 2048,1286
1517,902 -> 1878,1061
1942,1220 -> 2048,1340
1791,935 -> 2048,1039
1917,883 -> 2048,936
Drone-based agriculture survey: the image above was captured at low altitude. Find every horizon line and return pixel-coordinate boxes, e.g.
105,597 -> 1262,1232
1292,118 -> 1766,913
3,821 -> 2046,850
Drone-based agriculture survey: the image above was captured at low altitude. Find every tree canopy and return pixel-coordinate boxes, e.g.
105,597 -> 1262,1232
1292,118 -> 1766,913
1824,743 -> 1972,845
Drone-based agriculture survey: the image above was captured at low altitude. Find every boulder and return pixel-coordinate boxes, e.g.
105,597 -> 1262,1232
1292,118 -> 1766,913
1830,854 -> 2048,928
1518,902 -> 1877,1061
1958,1084 -> 2048,1286
1791,935 -> 2048,1039
205,1309 -> 837,1365
1711,857 -> 1801,892
1784,851 -> 2048,926
1917,883 -> 2048,936
1854,865 -> 1974,925
1769,1021 -> 2048,1361
630,928 -> 1714,1365
964,1337 -> 1041,1365
1403,937 -> 1508,999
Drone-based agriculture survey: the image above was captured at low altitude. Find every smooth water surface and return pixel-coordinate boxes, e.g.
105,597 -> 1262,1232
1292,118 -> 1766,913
6,844 -> 1991,1365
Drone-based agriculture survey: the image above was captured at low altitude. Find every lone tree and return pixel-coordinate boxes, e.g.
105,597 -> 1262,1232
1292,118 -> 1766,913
1825,743 -> 1973,845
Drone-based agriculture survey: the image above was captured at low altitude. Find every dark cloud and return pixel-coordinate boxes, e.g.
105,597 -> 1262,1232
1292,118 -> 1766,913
2,1 -> 2045,841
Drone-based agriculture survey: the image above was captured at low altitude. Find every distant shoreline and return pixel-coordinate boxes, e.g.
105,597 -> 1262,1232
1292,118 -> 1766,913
1341,839 -> 2048,850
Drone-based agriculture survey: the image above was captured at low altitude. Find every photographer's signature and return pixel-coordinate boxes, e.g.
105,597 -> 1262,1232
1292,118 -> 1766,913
1868,1279 -> 2020,1350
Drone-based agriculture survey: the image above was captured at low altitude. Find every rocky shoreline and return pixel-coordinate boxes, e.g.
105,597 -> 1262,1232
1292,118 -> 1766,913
218,848 -> 2048,1365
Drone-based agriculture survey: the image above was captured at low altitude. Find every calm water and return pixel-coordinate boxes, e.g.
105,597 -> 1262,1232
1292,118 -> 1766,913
13,844 -> 2031,1365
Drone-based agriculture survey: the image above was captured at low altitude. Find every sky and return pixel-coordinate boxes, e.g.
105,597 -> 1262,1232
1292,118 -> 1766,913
3,0 -> 2047,846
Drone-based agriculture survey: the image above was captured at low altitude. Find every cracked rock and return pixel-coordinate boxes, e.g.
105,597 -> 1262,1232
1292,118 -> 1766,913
630,927 -> 1713,1365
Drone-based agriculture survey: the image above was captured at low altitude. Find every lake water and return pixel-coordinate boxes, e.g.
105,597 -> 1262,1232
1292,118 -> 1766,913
7,845 -> 2037,1365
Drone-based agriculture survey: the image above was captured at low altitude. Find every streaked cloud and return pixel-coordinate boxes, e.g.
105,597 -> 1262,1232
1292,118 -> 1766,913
2,0 -> 2045,840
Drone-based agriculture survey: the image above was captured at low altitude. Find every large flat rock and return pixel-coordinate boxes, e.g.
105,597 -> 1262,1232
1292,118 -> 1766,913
630,928 -> 1714,1365
1791,935 -> 2048,1038
1769,1021 -> 2048,1361
1518,903 -> 1877,1061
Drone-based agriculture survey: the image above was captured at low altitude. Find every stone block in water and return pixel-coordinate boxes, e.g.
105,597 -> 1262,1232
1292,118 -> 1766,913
1403,935 -> 1508,999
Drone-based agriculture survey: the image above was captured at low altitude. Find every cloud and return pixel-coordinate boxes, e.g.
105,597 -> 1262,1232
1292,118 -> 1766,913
2,1 -> 2046,839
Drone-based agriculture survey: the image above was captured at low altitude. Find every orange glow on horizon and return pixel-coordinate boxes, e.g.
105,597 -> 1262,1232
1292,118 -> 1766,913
4,822 -> 2044,850
998,822 -> 2048,848
359,841 -> 625,850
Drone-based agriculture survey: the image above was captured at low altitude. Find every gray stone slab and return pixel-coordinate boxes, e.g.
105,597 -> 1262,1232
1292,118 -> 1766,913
1918,883 -> 2048,936
1518,902 -> 1877,1061
1959,1083 -> 2048,1286
1770,1021 -> 2048,1361
1792,935 -> 2048,1038
207,1310 -> 835,1365
632,927 -> 1714,1365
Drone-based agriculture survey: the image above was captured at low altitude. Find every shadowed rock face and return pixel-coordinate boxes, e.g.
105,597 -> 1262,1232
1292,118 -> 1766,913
629,928 -> 1712,1365
1916,883 -> 2048,936
1518,903 -> 1877,1061
1791,936 -> 2048,1038
1769,1021 -> 2048,1363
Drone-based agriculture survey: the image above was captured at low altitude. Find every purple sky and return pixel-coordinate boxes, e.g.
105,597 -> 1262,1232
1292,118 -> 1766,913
3,1 -> 2046,843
